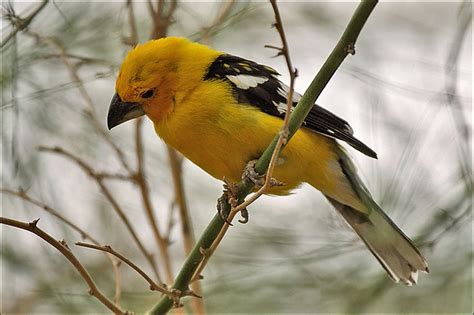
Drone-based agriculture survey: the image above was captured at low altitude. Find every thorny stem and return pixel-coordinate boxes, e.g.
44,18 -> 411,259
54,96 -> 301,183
0,217 -> 126,314
149,1 -> 378,313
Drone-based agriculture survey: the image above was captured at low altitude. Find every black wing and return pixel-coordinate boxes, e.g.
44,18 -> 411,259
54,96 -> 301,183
204,54 -> 377,159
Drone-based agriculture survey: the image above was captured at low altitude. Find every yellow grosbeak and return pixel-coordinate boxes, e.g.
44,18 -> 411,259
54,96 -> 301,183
107,36 -> 428,285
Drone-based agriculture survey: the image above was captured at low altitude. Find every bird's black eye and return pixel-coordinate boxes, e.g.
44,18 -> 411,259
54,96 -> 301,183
141,89 -> 154,99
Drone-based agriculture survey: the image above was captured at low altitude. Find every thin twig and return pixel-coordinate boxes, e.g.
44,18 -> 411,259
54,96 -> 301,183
444,3 -> 472,191
76,242 -> 170,295
25,30 -> 132,173
0,187 -> 124,307
123,0 -> 173,287
150,0 -> 178,39
134,120 -> 173,285
113,260 -> 122,306
167,148 -> 205,312
123,0 -> 139,47
1,188 -> 99,243
1,0 -> 49,48
0,217 -> 126,314
40,53 -> 117,67
200,1 -> 236,43
38,145 -> 163,284
422,205 -> 471,250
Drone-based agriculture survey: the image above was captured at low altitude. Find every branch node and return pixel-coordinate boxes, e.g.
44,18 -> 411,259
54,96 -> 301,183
183,289 -> 202,299
169,289 -> 183,308
345,42 -> 356,55
199,246 -> 210,256
59,239 -> 70,250
29,218 -> 40,229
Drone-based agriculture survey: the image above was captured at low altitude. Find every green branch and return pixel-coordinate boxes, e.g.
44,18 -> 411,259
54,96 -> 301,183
149,0 -> 378,313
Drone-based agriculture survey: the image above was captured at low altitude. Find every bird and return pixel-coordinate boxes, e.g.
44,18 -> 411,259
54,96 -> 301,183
107,36 -> 428,285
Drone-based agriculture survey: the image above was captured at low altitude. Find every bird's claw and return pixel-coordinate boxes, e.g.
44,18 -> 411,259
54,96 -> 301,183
238,208 -> 249,224
217,194 -> 233,225
217,179 -> 239,225
217,178 -> 250,224
242,160 -> 265,188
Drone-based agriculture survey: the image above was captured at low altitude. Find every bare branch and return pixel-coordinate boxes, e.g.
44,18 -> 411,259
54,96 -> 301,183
1,188 -> 99,243
76,242 -> 170,295
123,0 -> 139,47
1,0 -> 49,48
0,217 -> 126,314
134,120 -> 174,284
25,30 -> 132,173
201,1 -> 236,43
0,187 -> 124,307
167,147 -> 205,312
38,145 -> 163,284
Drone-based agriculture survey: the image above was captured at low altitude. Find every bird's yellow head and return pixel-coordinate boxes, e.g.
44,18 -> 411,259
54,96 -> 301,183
107,36 -> 221,129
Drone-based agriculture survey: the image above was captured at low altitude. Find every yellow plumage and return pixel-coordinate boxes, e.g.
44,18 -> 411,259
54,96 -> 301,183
108,36 -> 428,285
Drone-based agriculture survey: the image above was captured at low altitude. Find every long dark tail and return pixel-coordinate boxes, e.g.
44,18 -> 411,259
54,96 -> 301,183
328,146 -> 429,285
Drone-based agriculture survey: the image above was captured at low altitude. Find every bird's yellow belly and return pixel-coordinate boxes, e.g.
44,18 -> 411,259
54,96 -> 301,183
153,82 -> 345,196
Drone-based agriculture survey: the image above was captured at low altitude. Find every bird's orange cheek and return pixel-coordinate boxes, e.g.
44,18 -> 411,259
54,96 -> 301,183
142,97 -> 174,124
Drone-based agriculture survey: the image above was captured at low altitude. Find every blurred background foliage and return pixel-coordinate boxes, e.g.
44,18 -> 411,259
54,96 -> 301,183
1,1 -> 472,314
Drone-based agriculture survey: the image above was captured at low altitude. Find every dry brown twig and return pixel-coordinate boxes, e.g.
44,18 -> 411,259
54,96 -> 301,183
75,242 -> 202,307
25,30 -> 132,174
38,145 -> 163,284
166,147 -> 206,312
200,1 -> 236,43
0,217 -> 126,314
191,0 -> 297,283
134,119 -> 174,285
149,0 -> 178,39
1,0 -> 49,48
0,187 -> 124,305
75,242 -> 171,295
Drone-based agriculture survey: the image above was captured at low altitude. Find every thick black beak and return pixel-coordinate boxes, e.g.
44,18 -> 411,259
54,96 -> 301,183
107,93 -> 146,130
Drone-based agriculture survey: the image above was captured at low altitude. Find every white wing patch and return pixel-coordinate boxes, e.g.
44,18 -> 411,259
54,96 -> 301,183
277,84 -> 302,102
226,75 -> 268,90
274,83 -> 302,114
273,101 -> 293,115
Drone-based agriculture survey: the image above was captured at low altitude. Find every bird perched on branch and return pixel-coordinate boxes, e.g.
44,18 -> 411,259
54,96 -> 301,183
107,36 -> 428,285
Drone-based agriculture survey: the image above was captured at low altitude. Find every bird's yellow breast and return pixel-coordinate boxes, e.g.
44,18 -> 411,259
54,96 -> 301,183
153,79 -> 349,196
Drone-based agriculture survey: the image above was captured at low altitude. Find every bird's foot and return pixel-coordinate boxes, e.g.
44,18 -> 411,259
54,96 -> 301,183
242,160 -> 265,188
217,179 -> 238,225
242,160 -> 285,189
217,178 -> 250,224
238,208 -> 249,224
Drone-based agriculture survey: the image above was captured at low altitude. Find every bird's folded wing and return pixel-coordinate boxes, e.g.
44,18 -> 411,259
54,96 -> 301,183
204,54 -> 377,159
